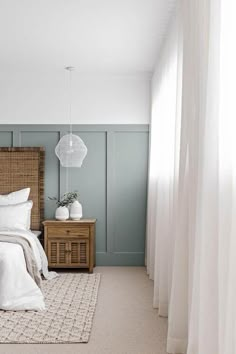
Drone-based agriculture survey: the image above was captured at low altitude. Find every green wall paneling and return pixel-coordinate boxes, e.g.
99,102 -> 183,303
0,131 -> 13,146
0,125 -> 149,266
112,132 -> 149,264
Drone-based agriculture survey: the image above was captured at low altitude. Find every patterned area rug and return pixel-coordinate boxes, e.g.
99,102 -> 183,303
0,273 -> 101,343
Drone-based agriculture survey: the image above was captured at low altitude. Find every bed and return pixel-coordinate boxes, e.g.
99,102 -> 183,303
0,147 -> 57,311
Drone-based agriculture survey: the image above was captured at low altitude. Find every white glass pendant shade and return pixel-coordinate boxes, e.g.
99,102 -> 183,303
55,66 -> 88,168
55,133 -> 88,167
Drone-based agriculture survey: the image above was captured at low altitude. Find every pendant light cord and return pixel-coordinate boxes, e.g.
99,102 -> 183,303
68,67 -> 73,136
65,66 -> 74,136
65,66 -> 74,193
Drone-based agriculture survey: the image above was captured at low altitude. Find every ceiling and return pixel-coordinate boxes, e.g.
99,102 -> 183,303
0,0 -> 175,74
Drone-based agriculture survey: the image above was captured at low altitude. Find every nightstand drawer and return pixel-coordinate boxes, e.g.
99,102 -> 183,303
47,226 -> 89,238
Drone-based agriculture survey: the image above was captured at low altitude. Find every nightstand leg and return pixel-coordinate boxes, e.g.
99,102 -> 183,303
89,257 -> 93,273
89,224 -> 95,273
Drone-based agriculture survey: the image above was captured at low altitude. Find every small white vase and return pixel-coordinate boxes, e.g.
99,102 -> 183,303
70,200 -> 82,220
55,206 -> 69,221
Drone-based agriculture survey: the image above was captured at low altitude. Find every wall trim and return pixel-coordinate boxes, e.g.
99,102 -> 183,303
0,124 -> 149,132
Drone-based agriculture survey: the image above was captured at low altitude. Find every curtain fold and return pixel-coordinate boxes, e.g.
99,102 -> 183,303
147,0 -> 236,353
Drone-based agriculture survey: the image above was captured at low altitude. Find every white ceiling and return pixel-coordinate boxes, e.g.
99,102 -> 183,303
0,0 -> 175,74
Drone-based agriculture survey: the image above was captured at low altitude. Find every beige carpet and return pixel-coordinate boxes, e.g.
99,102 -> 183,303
0,273 -> 100,344
0,267 -> 168,354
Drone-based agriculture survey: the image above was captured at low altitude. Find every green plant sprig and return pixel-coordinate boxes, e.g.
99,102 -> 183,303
48,191 -> 79,207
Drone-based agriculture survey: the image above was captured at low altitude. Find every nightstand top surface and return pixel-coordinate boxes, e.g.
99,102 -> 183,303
43,219 -> 96,225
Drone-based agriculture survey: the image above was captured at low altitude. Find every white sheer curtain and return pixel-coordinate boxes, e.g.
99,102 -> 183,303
146,13 -> 181,316
147,0 -> 236,353
218,1 -> 236,353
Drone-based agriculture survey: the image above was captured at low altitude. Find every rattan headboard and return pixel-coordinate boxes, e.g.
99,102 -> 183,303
0,147 -> 45,230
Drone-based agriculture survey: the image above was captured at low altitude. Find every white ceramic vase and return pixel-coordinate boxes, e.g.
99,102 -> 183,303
70,200 -> 82,220
55,206 -> 69,221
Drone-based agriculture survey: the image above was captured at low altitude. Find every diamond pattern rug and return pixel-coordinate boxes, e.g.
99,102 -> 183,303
0,273 -> 101,343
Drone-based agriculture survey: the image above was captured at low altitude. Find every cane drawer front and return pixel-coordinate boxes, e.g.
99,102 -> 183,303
47,239 -> 89,267
70,240 -> 89,266
47,226 -> 89,238
48,240 -> 69,266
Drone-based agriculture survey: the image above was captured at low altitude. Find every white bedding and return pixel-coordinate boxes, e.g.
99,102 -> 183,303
0,229 -> 45,311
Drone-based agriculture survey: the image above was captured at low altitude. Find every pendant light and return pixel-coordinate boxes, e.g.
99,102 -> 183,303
55,67 -> 88,167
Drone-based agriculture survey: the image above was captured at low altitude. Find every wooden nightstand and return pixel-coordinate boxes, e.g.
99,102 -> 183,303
43,219 -> 96,273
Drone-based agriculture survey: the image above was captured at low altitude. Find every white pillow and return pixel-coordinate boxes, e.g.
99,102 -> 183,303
0,201 -> 33,230
0,188 -> 31,229
0,188 -> 30,205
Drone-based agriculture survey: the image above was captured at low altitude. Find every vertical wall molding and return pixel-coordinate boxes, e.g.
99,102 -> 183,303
106,131 -> 115,253
0,124 -> 149,265
13,128 -> 20,146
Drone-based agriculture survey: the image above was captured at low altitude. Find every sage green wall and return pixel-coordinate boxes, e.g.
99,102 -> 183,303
0,125 -> 149,266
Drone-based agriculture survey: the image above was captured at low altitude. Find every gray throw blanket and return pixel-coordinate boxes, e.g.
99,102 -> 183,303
32,233 -> 58,281
0,230 -> 58,289
0,234 -> 42,288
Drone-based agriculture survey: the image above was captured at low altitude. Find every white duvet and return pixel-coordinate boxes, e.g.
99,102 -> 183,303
0,229 -> 49,311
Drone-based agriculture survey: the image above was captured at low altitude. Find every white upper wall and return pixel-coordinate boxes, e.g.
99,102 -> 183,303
0,0 -> 176,125
0,72 -> 150,124
0,0 -> 176,74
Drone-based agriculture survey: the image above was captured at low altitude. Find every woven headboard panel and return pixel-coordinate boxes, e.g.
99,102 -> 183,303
0,147 -> 45,230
